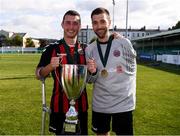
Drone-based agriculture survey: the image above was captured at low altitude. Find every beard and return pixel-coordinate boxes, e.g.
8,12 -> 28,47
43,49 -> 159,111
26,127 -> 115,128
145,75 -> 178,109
94,28 -> 108,39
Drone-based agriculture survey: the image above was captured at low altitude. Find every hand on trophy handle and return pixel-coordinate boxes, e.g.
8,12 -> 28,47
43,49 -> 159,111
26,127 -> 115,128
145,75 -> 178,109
54,53 -> 67,88
50,57 -> 60,69
87,58 -> 97,74
57,53 -> 66,65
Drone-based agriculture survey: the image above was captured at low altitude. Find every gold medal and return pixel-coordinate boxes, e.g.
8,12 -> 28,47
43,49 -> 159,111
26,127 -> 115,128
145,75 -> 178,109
101,69 -> 108,78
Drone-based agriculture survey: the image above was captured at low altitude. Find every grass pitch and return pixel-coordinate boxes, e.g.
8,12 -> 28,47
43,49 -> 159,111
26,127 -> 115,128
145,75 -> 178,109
0,54 -> 180,135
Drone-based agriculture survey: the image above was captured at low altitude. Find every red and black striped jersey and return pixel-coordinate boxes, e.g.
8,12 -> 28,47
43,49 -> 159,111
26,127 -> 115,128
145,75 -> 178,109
37,39 -> 88,113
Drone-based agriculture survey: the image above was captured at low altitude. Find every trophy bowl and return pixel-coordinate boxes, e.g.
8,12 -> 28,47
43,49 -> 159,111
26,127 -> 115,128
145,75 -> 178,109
61,64 -> 87,100
61,64 -> 87,134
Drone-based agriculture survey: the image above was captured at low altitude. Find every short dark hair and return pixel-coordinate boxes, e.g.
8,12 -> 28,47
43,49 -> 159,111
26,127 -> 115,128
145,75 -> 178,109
62,10 -> 81,23
91,7 -> 110,19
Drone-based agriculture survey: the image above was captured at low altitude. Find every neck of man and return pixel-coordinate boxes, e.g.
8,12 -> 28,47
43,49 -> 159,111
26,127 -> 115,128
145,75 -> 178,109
64,36 -> 77,46
97,32 -> 110,43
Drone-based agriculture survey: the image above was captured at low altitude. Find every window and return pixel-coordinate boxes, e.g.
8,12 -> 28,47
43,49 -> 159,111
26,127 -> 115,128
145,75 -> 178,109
132,33 -> 135,37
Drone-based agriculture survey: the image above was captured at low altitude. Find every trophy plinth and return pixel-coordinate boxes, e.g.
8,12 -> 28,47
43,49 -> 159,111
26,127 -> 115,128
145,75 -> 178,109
61,64 -> 87,134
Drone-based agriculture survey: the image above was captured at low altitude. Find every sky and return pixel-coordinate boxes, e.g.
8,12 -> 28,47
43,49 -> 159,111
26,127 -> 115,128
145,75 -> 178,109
0,0 -> 180,39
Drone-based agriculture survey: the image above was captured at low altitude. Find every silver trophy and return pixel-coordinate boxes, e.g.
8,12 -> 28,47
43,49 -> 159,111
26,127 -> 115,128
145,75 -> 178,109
61,64 -> 87,133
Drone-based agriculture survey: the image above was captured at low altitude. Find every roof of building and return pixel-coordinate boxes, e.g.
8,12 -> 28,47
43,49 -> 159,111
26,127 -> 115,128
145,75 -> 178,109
0,29 -> 8,33
11,32 -> 27,38
132,28 -> 180,41
0,29 -> 27,38
80,27 -> 165,32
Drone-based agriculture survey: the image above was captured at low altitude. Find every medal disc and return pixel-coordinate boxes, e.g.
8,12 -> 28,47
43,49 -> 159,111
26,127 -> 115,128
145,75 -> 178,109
101,69 -> 108,78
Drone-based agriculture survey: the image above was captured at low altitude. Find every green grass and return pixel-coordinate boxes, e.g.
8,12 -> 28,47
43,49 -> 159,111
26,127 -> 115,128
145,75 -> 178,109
135,64 -> 180,134
0,54 -> 180,135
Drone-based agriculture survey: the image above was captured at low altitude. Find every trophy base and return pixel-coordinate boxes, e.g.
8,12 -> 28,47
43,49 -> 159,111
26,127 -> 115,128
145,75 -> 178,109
63,121 -> 80,134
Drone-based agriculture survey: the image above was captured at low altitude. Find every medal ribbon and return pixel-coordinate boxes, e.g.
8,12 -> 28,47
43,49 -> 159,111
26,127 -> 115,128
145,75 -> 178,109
62,38 -> 79,64
97,35 -> 114,68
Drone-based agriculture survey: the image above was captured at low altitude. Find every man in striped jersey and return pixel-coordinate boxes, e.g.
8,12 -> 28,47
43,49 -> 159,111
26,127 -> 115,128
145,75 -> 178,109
35,10 -> 96,135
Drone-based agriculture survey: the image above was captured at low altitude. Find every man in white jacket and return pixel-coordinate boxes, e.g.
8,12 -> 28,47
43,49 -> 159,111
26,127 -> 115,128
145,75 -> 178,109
86,7 -> 137,135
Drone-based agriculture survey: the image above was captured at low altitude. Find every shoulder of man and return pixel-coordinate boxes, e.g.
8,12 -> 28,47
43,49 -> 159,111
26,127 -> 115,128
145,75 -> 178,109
42,40 -> 63,53
114,37 -> 133,47
115,37 -> 136,56
84,41 -> 97,56
88,40 -> 97,48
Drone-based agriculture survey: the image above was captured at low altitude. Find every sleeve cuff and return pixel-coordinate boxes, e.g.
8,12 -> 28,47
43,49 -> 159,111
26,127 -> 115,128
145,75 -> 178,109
36,67 -> 44,80
88,69 -> 98,76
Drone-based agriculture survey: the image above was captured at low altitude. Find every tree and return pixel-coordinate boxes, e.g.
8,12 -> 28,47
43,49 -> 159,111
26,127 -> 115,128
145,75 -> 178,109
169,21 -> 180,30
39,39 -> 48,48
0,35 -> 6,47
172,21 -> 180,29
12,34 -> 22,46
26,38 -> 35,47
5,37 -> 13,46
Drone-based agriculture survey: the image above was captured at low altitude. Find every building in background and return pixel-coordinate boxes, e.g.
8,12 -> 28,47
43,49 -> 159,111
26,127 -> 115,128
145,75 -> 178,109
0,29 -> 40,48
132,28 -> 180,65
78,26 -> 166,44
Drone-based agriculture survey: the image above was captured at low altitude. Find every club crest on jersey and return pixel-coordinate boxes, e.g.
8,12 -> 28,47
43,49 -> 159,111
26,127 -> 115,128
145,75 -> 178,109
113,49 -> 120,57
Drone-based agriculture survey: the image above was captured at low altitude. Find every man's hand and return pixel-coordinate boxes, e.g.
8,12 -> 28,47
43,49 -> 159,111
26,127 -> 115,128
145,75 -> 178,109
87,58 -> 97,74
112,32 -> 124,39
50,57 -> 60,69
